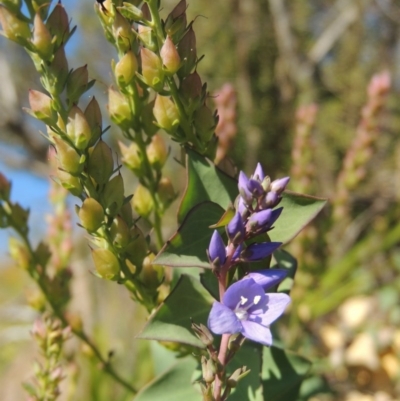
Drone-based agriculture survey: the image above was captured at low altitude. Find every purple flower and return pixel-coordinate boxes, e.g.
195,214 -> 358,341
208,269 -> 291,346
208,230 -> 227,265
246,207 -> 283,233
227,212 -> 245,244
263,191 -> 280,208
242,241 -> 281,261
270,177 -> 290,194
238,171 -> 253,204
252,163 -> 265,181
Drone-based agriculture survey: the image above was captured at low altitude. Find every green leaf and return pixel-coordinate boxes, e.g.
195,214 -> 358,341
178,149 -> 237,223
273,249 -> 298,294
228,343 -> 263,401
155,201 -> 224,268
137,275 -> 213,347
262,346 -> 312,401
134,357 -> 202,401
269,191 -> 327,244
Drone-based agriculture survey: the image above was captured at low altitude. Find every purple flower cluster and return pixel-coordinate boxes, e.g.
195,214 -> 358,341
207,165 -> 291,346
208,269 -> 291,346
208,164 -> 290,268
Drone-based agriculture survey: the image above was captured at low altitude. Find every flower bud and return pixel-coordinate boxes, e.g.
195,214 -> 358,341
161,35 -> 181,74
0,6 -> 30,44
48,46 -> 69,94
32,13 -> 52,60
157,177 -> 175,207
110,216 -> 130,249
140,48 -> 164,90
92,248 -> 120,280
85,97 -> 102,146
132,184 -> 154,218
252,163 -> 265,181
46,3 -> 69,47
120,201 -> 134,227
246,207 -> 282,234
201,356 -> 216,384
115,50 -> 138,86
118,3 -> 143,21
208,230 -> 226,266
56,169 -> 83,196
88,140 -> 114,185
191,322 -> 214,346
78,198 -> 104,232
27,89 -> 56,124
0,172 -> 11,200
146,134 -> 167,170
125,225 -> 148,266
66,65 -> 94,104
101,174 -> 125,215
139,253 -> 163,289
165,0 -> 187,41
25,287 -> 46,311
241,241 -> 281,262
112,11 -> 135,52
108,87 -> 133,130
227,367 -> 249,388
194,104 -> 216,142
180,71 -> 202,102
141,100 -> 158,136
238,171 -> 253,205
177,26 -> 197,77
153,95 -> 179,132
138,24 -> 154,49
119,141 -> 143,176
53,136 -> 83,175
226,212 -> 245,245
66,106 -> 92,150
9,237 -> 31,269
270,176 -> 290,194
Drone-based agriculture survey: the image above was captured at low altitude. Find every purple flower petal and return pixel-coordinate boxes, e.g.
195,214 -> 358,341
247,209 -> 273,231
232,243 -> 244,261
240,320 -> 273,346
208,302 -> 242,334
253,163 -> 265,181
238,171 -> 252,204
222,278 -> 265,311
227,212 -> 245,243
209,230 -> 226,265
264,191 -> 280,208
247,179 -> 264,197
256,293 -> 291,326
243,269 -> 288,290
237,196 -> 249,218
270,177 -> 290,194
242,242 -> 282,261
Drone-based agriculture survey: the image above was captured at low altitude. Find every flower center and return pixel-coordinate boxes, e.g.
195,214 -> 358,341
234,294 -> 262,321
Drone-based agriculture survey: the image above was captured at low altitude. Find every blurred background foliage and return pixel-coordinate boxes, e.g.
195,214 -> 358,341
1,0 -> 400,400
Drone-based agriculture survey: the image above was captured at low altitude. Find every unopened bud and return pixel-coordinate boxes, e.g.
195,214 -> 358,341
157,177 -> 175,207
56,169 -> 83,196
177,26 -> 197,77
108,87 -> 133,130
141,100 -> 158,136
46,3 -> 69,47
66,65 -> 94,104
110,216 -> 130,249
161,35 -> 181,74
78,198 -> 104,232
53,136 -> 83,175
132,184 -> 154,218
138,24 -> 154,49
201,356 -> 216,383
92,248 -> 120,280
118,3 -> 143,21
139,253 -> 163,289
194,104 -> 216,142
25,287 -> 46,311
125,225 -> 148,266
112,11 -> 135,52
84,97 -> 102,146
66,106 -> 92,150
140,48 -> 164,90
120,201 -> 134,227
191,322 -> 214,346
48,45 -> 69,94
115,50 -> 138,86
153,95 -> 179,132
119,141 -> 143,176
0,6 -> 30,44
101,174 -> 125,214
146,134 -> 167,169
32,13 -> 52,60
27,89 -> 56,124
88,140 -> 114,185
227,367 -> 250,388
180,71 -> 202,101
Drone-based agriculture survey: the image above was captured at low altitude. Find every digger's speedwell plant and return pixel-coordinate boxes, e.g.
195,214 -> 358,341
0,0 -> 326,400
